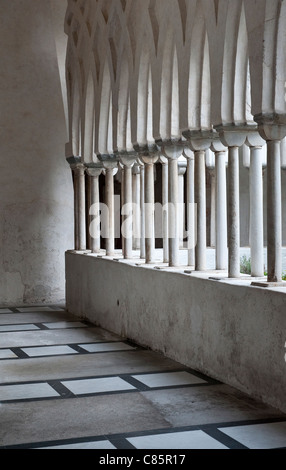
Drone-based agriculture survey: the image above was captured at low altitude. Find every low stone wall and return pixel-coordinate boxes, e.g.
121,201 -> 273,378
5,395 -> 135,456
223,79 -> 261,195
66,251 -> 286,413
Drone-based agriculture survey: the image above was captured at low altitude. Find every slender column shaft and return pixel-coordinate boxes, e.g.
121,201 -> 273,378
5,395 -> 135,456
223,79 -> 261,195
140,165 -> 146,259
195,150 -> 206,271
178,166 -> 186,248
267,140 -> 282,282
215,151 -> 227,270
121,167 -> 125,257
78,168 -> 86,251
187,157 -> 195,266
73,166 -> 86,251
132,170 -> 141,250
210,170 -> 216,248
162,162 -> 169,263
168,158 -> 179,267
90,175 -> 100,253
73,169 -> 79,250
228,147 -> 240,278
249,147 -> 264,277
145,163 -> 155,264
122,166 -> 133,259
105,169 -> 115,256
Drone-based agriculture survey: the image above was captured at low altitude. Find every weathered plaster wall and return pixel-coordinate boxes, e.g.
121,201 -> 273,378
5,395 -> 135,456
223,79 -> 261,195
0,0 -> 73,306
66,252 -> 286,413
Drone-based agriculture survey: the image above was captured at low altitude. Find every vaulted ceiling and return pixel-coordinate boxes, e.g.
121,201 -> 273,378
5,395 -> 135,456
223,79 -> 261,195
64,0 -> 286,161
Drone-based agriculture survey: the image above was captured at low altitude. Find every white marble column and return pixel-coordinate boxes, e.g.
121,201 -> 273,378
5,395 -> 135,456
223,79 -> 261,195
119,164 -> 125,258
72,164 -> 86,251
160,156 -> 169,263
132,163 -> 141,251
87,168 -> 102,254
141,155 -> 158,264
214,149 -> 228,270
267,140 -> 282,282
206,150 -> 216,248
139,163 -> 146,259
178,160 -> 187,248
194,150 -> 207,271
227,146 -> 241,278
183,149 -> 195,267
103,163 -> 118,257
218,128 -> 246,278
168,158 -> 179,266
249,147 -> 264,277
121,160 -> 134,260
162,145 -> 182,267
245,134 -> 266,278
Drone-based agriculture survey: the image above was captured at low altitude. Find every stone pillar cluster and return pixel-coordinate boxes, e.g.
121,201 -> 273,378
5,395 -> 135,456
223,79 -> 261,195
65,0 -> 286,285
67,128 -> 285,285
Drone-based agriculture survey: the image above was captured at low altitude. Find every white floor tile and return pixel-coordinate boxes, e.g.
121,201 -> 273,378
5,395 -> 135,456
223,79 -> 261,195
219,421 -> 286,449
0,324 -> 40,332
79,342 -> 135,353
0,349 -> 18,359
39,440 -> 116,450
132,371 -> 207,388
61,377 -> 136,395
42,322 -> 87,329
0,383 -> 60,402
128,430 -> 228,449
21,345 -> 78,357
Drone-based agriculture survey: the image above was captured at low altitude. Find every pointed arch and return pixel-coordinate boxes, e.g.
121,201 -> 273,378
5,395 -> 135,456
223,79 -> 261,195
81,70 -> 95,163
95,57 -> 112,156
188,1 -> 209,130
233,2 -> 252,124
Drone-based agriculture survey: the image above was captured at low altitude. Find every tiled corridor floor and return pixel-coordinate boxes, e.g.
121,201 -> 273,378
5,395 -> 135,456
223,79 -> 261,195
0,304 -> 286,450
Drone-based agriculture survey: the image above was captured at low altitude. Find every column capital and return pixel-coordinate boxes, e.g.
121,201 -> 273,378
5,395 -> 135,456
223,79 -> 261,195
210,137 -> 227,153
183,148 -> 194,160
159,155 -> 168,165
119,153 -> 137,168
66,155 -> 82,166
71,163 -> 86,176
215,124 -> 250,147
255,113 -> 286,142
183,129 -> 213,152
139,154 -> 159,165
86,166 -> 103,178
102,160 -> 118,170
245,131 -> 265,148
156,138 -> 184,160
133,143 -> 159,157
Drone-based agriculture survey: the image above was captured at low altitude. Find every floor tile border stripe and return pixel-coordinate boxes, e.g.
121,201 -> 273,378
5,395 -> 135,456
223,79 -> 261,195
2,418 -> 286,450
0,322 -> 87,332
0,367 -> 219,387
0,371 -> 221,403
0,341 -> 144,360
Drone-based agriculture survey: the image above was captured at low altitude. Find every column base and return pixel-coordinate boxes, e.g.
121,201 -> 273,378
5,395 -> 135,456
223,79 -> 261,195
67,250 -> 92,255
251,281 -> 286,288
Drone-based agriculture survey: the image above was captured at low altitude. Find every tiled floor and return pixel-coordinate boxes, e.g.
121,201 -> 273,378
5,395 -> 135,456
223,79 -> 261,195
0,304 -> 286,450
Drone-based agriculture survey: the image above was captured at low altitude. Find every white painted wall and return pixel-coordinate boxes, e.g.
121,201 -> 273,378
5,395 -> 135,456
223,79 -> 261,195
66,252 -> 286,413
0,0 -> 73,306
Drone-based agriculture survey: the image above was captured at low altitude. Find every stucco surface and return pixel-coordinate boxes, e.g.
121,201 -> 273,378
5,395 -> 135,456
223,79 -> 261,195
66,252 -> 286,413
0,0 -> 73,305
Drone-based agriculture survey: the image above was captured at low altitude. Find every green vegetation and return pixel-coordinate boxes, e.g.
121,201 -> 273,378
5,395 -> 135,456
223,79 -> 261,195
240,255 -> 252,275
240,255 -> 286,280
